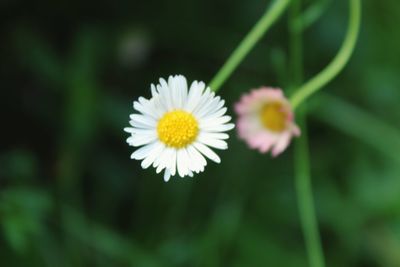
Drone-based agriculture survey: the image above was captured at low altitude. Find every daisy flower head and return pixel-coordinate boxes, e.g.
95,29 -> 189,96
124,75 -> 235,182
235,87 -> 300,157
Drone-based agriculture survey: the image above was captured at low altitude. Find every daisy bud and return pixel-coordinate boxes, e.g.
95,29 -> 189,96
235,87 -> 300,156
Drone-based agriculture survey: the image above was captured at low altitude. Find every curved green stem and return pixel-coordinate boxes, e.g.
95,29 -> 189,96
289,0 -> 361,110
209,0 -> 291,92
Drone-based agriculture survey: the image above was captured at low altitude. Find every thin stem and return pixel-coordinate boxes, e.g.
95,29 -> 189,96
294,114 -> 325,267
209,0 -> 291,92
289,0 -> 303,88
290,1 -> 325,267
290,0 -> 361,110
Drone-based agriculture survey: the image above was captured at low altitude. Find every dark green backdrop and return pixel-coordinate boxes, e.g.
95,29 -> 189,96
1,0 -> 400,266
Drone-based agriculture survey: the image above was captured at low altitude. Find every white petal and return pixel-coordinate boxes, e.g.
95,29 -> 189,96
124,127 -> 135,133
158,78 -> 173,111
200,132 -> 229,140
168,76 -> 179,108
177,149 -> 189,177
141,143 -> 165,169
185,81 -> 205,112
200,115 -> 232,128
194,95 -> 220,118
155,148 -> 168,173
199,107 -> 227,120
202,123 -> 235,133
126,136 -> 157,147
164,150 -> 177,177
138,97 -> 162,117
129,114 -> 156,128
169,149 -> 177,176
134,100 -> 159,119
163,169 -> 171,182
193,142 -> 221,163
191,88 -> 213,115
151,84 -> 158,97
178,75 -> 188,108
152,145 -> 166,168
156,147 -> 169,173
187,145 -> 207,166
127,133 -> 157,147
184,147 -> 199,173
169,75 -> 188,109
156,148 -> 174,173
187,145 -> 206,173
197,135 -> 228,150
197,98 -> 226,119
152,94 -> 167,115
130,142 -> 158,160
125,128 -> 155,135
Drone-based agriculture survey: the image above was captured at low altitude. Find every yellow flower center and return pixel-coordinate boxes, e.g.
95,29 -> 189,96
157,110 -> 199,148
260,102 -> 287,132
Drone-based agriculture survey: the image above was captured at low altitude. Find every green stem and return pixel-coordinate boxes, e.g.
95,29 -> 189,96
289,0 -> 303,88
209,0 -> 291,92
294,115 -> 325,267
290,1 -> 325,267
289,0 -> 361,110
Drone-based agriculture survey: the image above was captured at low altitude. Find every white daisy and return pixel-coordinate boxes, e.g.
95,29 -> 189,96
124,74 -> 235,182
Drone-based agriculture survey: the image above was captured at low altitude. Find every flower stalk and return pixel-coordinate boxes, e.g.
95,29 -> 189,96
289,0 -> 361,110
294,113 -> 326,267
209,0 -> 291,92
290,0 -> 325,267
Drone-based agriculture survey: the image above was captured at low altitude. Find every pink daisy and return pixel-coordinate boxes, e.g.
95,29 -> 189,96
234,87 -> 300,156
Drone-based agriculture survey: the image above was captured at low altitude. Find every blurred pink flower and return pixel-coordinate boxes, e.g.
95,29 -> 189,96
235,87 -> 300,156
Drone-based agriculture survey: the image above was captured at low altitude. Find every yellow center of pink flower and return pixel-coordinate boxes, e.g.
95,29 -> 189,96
157,110 -> 199,148
260,102 -> 286,132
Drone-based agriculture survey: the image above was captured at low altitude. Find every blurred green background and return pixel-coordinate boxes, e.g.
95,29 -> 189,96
1,0 -> 400,266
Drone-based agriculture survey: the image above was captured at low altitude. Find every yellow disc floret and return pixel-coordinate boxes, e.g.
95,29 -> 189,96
260,102 -> 287,132
157,110 -> 199,148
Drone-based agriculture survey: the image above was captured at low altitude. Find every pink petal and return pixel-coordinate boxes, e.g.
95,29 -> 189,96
272,132 -> 292,157
291,123 -> 301,136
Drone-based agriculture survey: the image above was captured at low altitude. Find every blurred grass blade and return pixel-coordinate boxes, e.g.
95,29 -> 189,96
0,189 -> 51,253
14,30 -> 64,86
62,206 -> 162,267
58,29 -> 101,191
313,94 -> 400,163
293,0 -> 332,33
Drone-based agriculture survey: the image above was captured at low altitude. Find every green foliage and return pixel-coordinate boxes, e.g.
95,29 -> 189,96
0,189 -> 51,253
